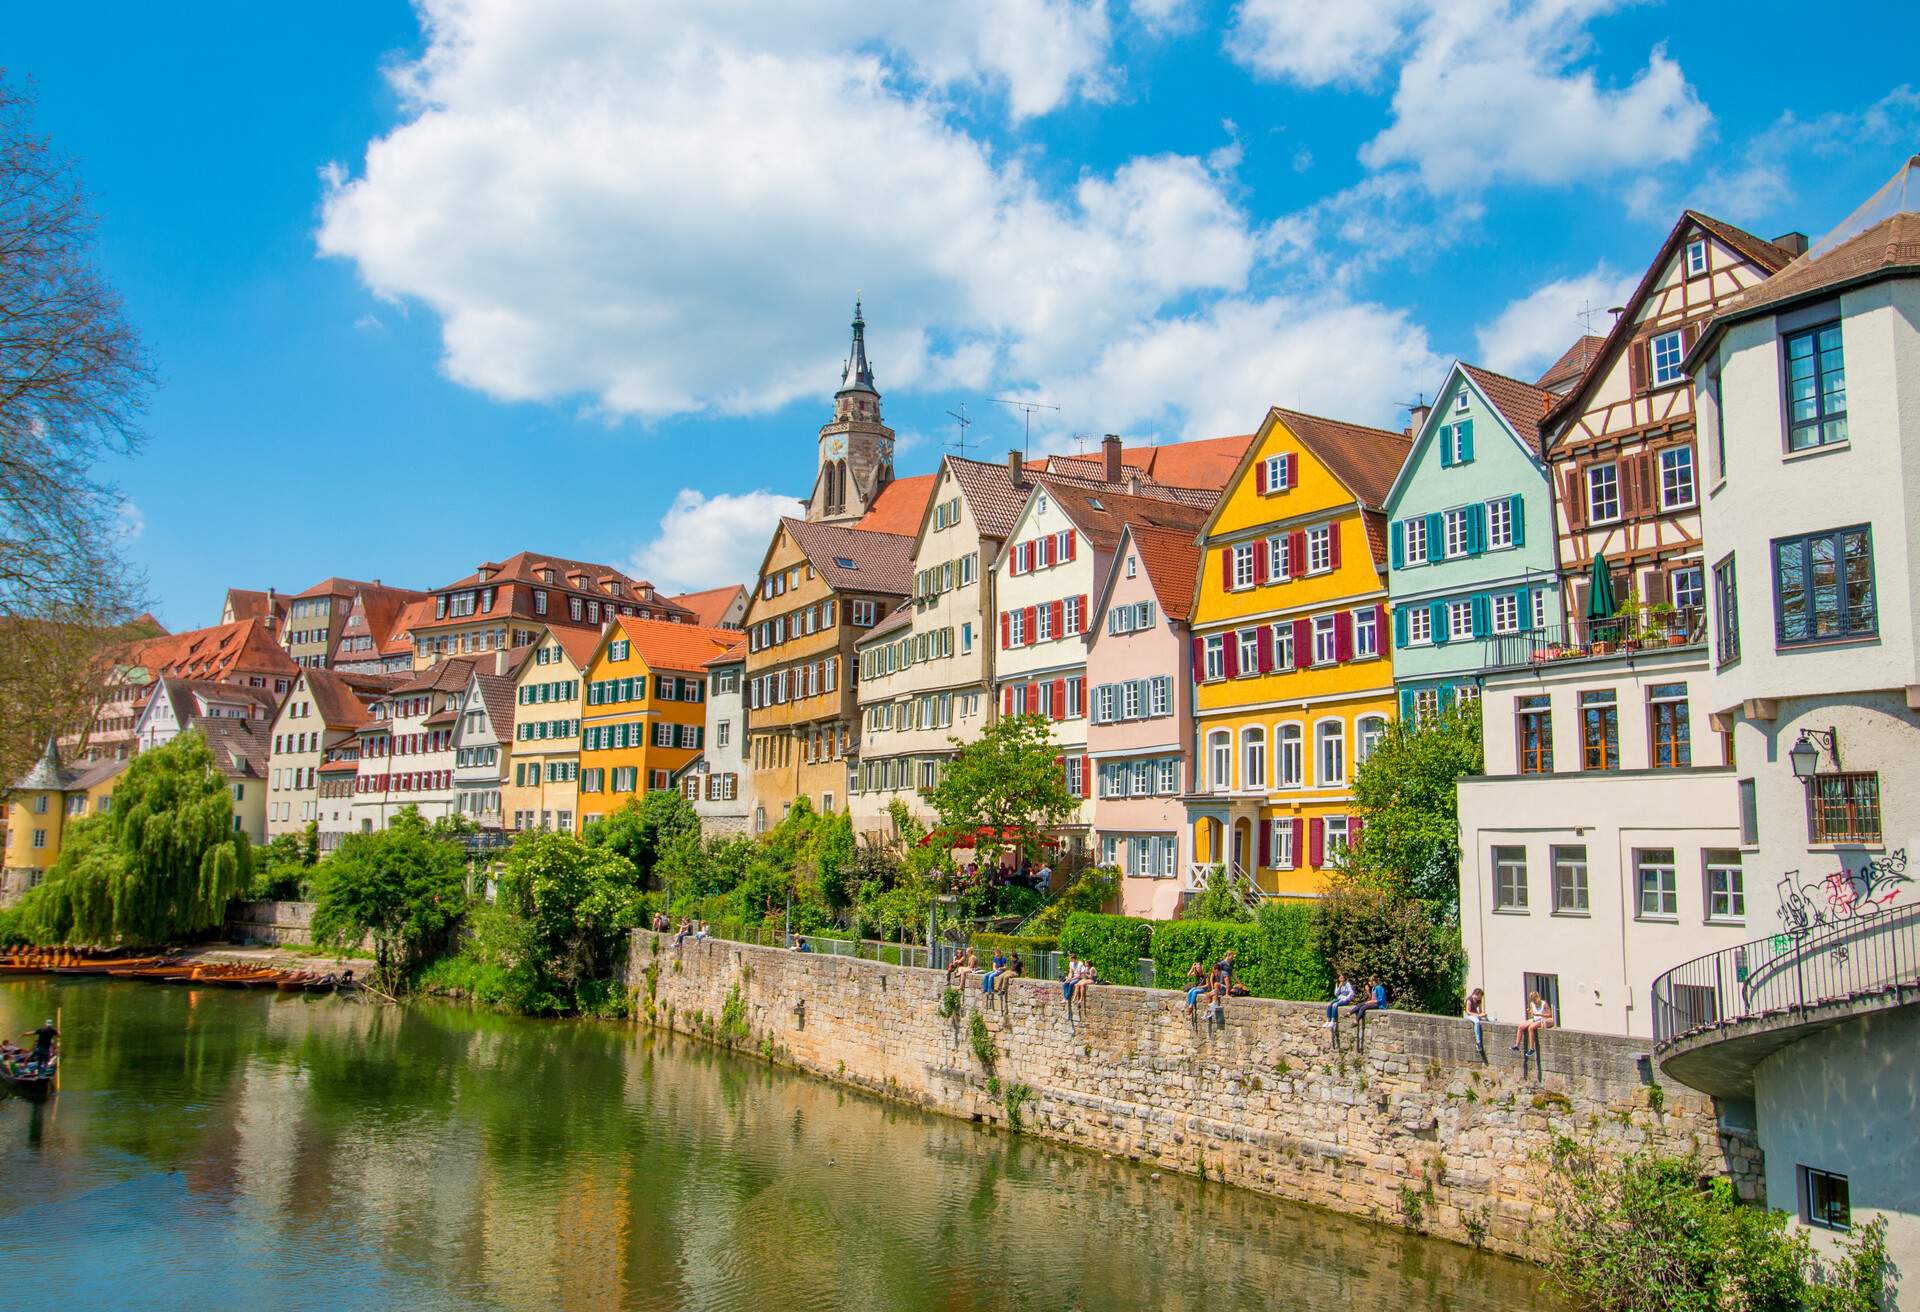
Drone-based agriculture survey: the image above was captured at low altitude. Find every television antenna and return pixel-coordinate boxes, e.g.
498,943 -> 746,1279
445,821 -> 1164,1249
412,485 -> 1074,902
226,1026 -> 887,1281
991,397 -> 1060,458
943,402 -> 974,455
1399,393 -> 1429,424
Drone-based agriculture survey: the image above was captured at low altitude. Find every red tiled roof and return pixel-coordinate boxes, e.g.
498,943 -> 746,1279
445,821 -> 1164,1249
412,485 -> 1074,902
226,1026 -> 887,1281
1040,481 -> 1213,555
853,473 -> 939,535
534,623 -> 604,671
119,618 -> 298,684
415,550 -> 693,632
665,584 -> 746,629
471,672 -> 518,744
299,668 -> 379,730
1267,409 -> 1413,510
781,517 -> 917,595
702,634 -> 748,668
856,602 -> 916,644
612,615 -> 742,674
1460,364 -> 1554,459
382,599 -> 435,654
222,588 -> 284,625
1126,523 -> 1202,623
1038,433 -> 1256,491
1532,335 -> 1605,394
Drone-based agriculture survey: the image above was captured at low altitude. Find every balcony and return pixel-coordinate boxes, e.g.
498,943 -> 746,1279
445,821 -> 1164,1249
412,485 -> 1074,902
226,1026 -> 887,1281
1481,606 -> 1705,673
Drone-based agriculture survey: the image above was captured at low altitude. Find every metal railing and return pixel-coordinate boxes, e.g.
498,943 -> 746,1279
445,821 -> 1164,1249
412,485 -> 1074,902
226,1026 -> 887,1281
1650,899 -> 1920,1046
1482,606 -> 1705,673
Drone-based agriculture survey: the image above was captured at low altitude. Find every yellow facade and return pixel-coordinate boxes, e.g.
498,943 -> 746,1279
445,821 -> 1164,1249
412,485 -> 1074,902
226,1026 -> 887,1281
576,617 -> 733,827
503,628 -> 588,834
2,768 -> 122,890
1185,409 -> 1402,897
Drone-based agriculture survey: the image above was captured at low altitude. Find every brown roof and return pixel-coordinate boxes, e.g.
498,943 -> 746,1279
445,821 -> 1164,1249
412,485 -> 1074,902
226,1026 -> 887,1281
856,602 -> 916,644
945,441 -> 1234,544
535,623 -> 604,671
1267,409 -> 1413,510
946,456 -> 1036,539
1037,433 -> 1256,490
416,550 -> 693,632
300,668 -> 380,730
151,678 -> 281,728
1460,364 -> 1554,459
222,588 -> 280,624
1543,210 -> 1796,437
294,576 -> 384,600
382,599 -> 435,654
780,517 -> 917,595
1040,481 -> 1212,555
470,672 -> 518,744
392,654 -> 485,696
197,716 -> 269,780
611,614 -> 742,674
1360,510 -> 1390,570
120,618 -> 298,684
1693,156 -> 1920,346
665,584 -> 746,629
702,634 -> 748,669
1532,335 -> 1605,394
1125,523 -> 1202,623
853,473 -> 939,535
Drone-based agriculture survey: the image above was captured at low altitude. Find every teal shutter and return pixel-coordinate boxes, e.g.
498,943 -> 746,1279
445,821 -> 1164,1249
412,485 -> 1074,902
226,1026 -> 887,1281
1471,594 -> 1490,638
1399,688 -> 1414,720
1439,684 -> 1455,710
1466,503 -> 1486,555
1425,511 -> 1444,553
1438,425 -> 1454,468
1516,586 -> 1534,631
1390,520 -> 1405,569
1456,419 -> 1474,463
1430,600 -> 1448,646
1394,606 -> 1409,648
1510,493 -> 1525,546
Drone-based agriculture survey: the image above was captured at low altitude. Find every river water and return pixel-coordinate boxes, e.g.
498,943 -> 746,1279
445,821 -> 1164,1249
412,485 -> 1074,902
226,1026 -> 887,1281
0,978 -> 1549,1310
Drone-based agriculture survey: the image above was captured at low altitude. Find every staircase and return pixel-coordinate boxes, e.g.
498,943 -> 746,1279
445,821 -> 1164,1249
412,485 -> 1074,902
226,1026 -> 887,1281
1183,862 -> 1261,914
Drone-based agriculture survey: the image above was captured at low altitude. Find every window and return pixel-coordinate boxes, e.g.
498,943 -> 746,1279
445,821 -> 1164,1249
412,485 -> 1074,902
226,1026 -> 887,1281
1517,695 -> 1553,773
1669,564 -> 1704,614
1802,1167 -> 1851,1232
1705,850 -> 1745,922
1403,516 -> 1428,565
1271,622 -> 1293,670
1491,593 -> 1519,634
1486,497 -> 1513,549
1493,847 -> 1528,910
31,829 -> 46,849
1208,731 -> 1232,792
1356,716 -> 1386,765
1713,556 -> 1741,666
1650,330 -> 1685,387
1242,727 -> 1267,790
1648,683 -> 1691,767
1353,607 -> 1378,658
1412,688 -> 1439,724
1324,816 -> 1350,860
1533,589 -> 1548,631
1272,819 -> 1295,870
1232,543 -> 1256,590
1306,525 -> 1332,573
1551,846 -> 1588,914
1785,323 -> 1847,451
1773,526 -> 1876,646
1442,508 -> 1468,559
1636,849 -> 1678,919
1523,972 -> 1561,1020
1580,690 -> 1618,770
1406,606 -> 1432,646
1125,554 -> 1137,578
1658,446 -> 1696,510
1262,454 -> 1290,491
1586,463 -> 1620,523
1685,237 -> 1707,276
1315,720 -> 1344,785
1203,635 -> 1225,682
1277,724 -> 1303,787
1312,616 -> 1338,665
1807,772 -> 1882,844
1447,600 -> 1473,642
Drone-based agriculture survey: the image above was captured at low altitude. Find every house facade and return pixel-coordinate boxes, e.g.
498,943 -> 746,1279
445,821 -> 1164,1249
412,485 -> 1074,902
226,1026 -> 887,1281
1384,364 -> 1561,718
408,551 -> 692,670
1087,524 -> 1201,919
264,668 -> 392,839
80,618 -> 297,763
1,741 -> 123,901
577,617 -> 737,827
1184,408 -> 1408,899
683,638 -> 753,835
503,626 -> 593,835
349,656 -> 480,831
1543,212 -> 1799,632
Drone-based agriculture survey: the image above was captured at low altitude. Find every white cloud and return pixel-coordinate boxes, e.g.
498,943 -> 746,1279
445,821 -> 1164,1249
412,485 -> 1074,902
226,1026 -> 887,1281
631,489 -> 803,592
318,0 -> 1255,422
1227,0 -> 1424,88
1129,0 -> 1198,35
1474,263 -> 1636,378
114,498 -> 145,543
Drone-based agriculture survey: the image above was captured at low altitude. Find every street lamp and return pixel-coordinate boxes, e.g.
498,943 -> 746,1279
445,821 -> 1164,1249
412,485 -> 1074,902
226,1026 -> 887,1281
1788,727 -> 1839,782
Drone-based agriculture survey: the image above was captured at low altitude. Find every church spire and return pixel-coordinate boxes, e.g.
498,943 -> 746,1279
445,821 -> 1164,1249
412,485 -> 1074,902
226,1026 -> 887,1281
838,298 -> 877,398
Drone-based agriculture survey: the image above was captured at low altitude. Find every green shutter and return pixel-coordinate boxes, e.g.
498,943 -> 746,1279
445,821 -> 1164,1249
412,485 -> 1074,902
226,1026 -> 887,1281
1510,493 -> 1525,546
1393,606 -> 1409,648
1430,600 -> 1448,646
1471,594 -> 1490,638
1390,520 -> 1405,569
1438,424 -> 1454,468
1456,419 -> 1474,463
1466,503 -> 1486,555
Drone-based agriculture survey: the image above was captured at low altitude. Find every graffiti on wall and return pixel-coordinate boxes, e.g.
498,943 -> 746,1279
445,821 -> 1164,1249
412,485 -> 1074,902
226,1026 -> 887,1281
1775,849 -> 1910,941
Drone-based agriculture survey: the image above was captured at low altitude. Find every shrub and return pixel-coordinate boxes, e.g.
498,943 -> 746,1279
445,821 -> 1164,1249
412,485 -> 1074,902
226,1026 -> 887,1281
968,1010 -> 996,1066
1312,883 -> 1463,1014
1057,912 -> 1151,984
970,931 -> 1055,961
1150,903 -> 1331,1001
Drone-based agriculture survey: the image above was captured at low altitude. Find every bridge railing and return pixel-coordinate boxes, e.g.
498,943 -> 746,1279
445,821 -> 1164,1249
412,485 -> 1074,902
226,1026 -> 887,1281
1650,899 -> 1920,1047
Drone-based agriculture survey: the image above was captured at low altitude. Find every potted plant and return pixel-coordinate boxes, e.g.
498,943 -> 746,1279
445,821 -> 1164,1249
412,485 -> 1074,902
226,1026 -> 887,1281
1647,600 -> 1684,646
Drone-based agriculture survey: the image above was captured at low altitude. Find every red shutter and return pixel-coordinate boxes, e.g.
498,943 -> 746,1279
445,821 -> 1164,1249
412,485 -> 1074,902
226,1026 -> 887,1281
1003,685 -> 1015,718
1051,599 -> 1065,638
1077,595 -> 1090,634
1256,625 -> 1273,673
1628,339 -> 1649,394
1066,534 -> 1077,562
1024,606 -> 1038,643
1286,453 -> 1299,487
1292,618 -> 1310,669
1253,543 -> 1269,586
1255,459 -> 1268,494
1001,612 -> 1011,648
1079,755 -> 1092,798
1042,537 -> 1054,568
1349,815 -> 1365,850
1308,817 -> 1325,868
1258,820 -> 1271,868
1560,462 -> 1587,531
1334,611 -> 1353,662
1220,548 -> 1234,590
1327,522 -> 1342,569
1025,682 -> 1038,714
1289,530 -> 1307,571
1051,678 -> 1066,721
1291,817 -> 1303,865
1222,634 -> 1239,679
1374,603 -> 1388,648
1192,636 -> 1205,682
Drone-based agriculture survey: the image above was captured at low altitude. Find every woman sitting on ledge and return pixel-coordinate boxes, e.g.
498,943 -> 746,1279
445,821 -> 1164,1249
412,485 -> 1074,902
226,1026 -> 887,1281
1513,991 -> 1554,1056
982,950 -> 1008,995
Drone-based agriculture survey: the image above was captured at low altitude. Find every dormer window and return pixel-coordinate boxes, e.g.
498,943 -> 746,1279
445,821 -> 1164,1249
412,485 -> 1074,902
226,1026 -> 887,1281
1454,390 -> 1469,413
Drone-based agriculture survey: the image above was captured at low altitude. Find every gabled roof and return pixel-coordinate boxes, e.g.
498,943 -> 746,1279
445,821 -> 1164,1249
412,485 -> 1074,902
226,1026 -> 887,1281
1533,335 -> 1605,394
1543,210 -> 1796,435
1038,479 -> 1213,556
1126,523 -> 1202,623
780,517 -> 917,595
665,584 -> 746,629
299,668 -> 381,730
1267,408 -> 1413,510
1036,433 -> 1256,491
946,456 -> 1036,540
222,588 -> 284,625
526,623 -> 604,672
294,576 -> 385,599
144,678 -> 281,735
1689,154 -> 1920,360
702,634 -> 748,669
1459,364 -> 1554,459
853,473 -> 939,535
419,551 -> 693,629
609,614 -> 742,674
469,673 -> 518,744
382,599 -> 436,654
392,654 -> 485,697
197,716 -> 269,780
117,618 -> 298,684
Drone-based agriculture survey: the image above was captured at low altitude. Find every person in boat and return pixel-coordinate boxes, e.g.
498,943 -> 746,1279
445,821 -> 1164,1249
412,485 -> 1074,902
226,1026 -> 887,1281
26,1019 -> 57,1069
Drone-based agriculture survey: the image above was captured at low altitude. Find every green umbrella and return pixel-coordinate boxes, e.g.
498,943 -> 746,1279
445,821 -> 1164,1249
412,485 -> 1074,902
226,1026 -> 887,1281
1586,554 -> 1618,621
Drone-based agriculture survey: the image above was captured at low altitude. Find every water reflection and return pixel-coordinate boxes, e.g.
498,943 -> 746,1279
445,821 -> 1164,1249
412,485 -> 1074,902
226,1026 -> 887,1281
0,979 -> 1549,1310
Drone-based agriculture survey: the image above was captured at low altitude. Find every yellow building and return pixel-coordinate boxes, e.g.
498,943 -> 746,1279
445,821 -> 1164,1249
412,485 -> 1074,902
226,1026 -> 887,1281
577,616 -> 737,827
1,738 -> 125,900
1184,408 -> 1411,897
503,626 -> 598,834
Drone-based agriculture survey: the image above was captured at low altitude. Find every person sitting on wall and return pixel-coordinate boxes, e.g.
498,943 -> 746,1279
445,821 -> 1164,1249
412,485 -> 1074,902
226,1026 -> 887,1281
1349,977 -> 1387,1021
982,950 -> 1008,994
792,934 -> 812,952
1513,992 -> 1554,1056
1007,951 -> 1025,981
1322,975 -> 1354,1029
1464,988 -> 1489,1058
1184,961 -> 1208,1018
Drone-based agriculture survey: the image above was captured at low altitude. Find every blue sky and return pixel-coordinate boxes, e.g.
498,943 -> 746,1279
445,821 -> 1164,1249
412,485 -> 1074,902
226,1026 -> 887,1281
11,1 -> 1918,627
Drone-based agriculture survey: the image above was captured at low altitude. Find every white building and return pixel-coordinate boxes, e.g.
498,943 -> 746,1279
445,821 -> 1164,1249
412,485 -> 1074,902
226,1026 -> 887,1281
349,655 -> 482,831
452,666 -> 517,831
683,637 -> 754,836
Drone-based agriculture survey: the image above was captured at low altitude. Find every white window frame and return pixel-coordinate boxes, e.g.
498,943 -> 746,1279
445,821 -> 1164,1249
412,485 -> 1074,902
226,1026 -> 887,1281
1207,730 -> 1232,792
1407,607 -> 1432,646
1485,498 -> 1513,549
1232,543 -> 1256,590
1586,462 -> 1621,524
1447,600 -> 1474,642
1314,719 -> 1345,786
1685,238 -> 1708,277
1491,593 -> 1519,634
1651,330 -> 1686,387
1403,517 -> 1428,565
1203,635 -> 1225,682
1442,508 -> 1469,559
1658,445 -> 1696,511
1356,715 -> 1387,765
1262,454 -> 1289,492
1277,723 -> 1303,787
1306,526 -> 1332,573
1312,616 -> 1337,665
1353,607 -> 1378,658
1241,727 -> 1267,791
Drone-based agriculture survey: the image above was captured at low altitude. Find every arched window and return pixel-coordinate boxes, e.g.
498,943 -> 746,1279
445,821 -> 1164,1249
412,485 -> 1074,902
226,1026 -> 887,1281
1316,720 -> 1346,785
1277,723 -> 1303,787
1207,730 -> 1233,793
1356,715 -> 1387,765
1241,726 -> 1267,791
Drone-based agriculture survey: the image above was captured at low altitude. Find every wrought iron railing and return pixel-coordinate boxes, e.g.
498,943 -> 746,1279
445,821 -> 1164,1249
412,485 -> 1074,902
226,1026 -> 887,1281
1482,606 -> 1705,673
1650,899 -> 1920,1046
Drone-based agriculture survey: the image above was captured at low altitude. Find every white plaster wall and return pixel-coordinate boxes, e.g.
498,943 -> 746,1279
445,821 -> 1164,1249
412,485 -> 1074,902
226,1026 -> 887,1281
1477,648 -> 1728,776
1754,1004 -> 1920,1295
694,662 -> 753,831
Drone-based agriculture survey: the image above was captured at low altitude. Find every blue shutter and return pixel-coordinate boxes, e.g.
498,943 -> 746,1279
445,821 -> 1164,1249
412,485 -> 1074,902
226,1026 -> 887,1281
1438,424 -> 1454,468
1510,493 -> 1525,546
1456,419 -> 1474,463
1430,600 -> 1448,646
1394,606 -> 1409,649
1466,503 -> 1486,555
1471,594 -> 1490,638
1390,520 -> 1405,569
1439,684 -> 1455,710
1426,511 -> 1444,555
1399,688 -> 1414,720
1516,586 -> 1535,631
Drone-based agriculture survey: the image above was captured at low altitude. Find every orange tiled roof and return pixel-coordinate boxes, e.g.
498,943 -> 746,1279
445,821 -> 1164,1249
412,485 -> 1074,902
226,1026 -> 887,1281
611,615 -> 742,675
119,617 -> 297,683
665,584 -> 746,629
1125,523 -> 1203,623
703,634 -> 748,668
853,473 -> 938,535
1460,364 -> 1554,459
381,599 -> 435,654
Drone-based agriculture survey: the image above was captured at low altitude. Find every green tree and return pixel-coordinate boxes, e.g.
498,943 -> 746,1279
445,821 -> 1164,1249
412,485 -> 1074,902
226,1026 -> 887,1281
9,731 -> 251,945
310,806 -> 467,985
1311,882 -> 1465,1014
1346,699 -> 1482,910
584,789 -> 699,888
474,829 -> 643,1014
926,713 -> 1080,868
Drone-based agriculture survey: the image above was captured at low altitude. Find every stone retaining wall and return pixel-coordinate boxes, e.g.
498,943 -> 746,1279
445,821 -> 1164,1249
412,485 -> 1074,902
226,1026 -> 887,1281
631,930 -> 1763,1257
227,900 -> 371,951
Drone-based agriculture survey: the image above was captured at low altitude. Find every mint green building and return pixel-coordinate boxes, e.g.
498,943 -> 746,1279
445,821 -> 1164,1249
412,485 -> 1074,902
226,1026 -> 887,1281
1383,363 -> 1563,720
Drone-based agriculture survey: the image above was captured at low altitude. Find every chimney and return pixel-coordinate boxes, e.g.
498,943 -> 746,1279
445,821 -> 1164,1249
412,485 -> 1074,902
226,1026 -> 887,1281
264,587 -> 277,630
1772,230 -> 1808,257
1408,402 -> 1431,434
495,649 -> 509,676
1008,448 -> 1027,489
1102,434 -> 1122,483
1125,470 -> 1143,496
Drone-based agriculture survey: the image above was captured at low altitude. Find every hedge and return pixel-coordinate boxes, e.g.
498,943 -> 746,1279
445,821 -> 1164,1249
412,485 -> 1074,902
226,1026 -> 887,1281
1057,912 -> 1153,984
1150,902 -> 1330,1001
969,931 -> 1056,961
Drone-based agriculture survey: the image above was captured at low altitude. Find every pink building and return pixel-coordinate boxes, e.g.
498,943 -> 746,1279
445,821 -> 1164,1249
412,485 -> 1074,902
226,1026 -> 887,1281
1087,523 -> 1201,920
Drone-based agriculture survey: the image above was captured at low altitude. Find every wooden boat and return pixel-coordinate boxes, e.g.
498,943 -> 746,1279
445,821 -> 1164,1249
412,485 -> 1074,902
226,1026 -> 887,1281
0,1064 -> 53,1099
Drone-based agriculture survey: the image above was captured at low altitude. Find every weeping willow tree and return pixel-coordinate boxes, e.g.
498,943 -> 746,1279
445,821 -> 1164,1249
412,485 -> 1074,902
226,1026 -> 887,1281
13,731 -> 251,945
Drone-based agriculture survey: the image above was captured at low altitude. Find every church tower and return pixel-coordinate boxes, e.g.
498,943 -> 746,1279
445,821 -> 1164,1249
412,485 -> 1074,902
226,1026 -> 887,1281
806,301 -> 896,524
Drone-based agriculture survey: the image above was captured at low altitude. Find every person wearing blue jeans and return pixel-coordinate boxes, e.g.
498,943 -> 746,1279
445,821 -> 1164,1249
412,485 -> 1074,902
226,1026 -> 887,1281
1349,978 -> 1388,1021
1323,976 -> 1354,1028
